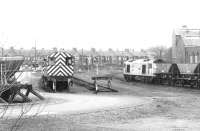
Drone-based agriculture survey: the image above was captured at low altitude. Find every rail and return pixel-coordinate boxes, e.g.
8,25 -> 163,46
72,76 -> 118,92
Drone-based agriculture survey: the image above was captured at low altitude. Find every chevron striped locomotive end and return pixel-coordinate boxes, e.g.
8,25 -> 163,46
41,51 -> 74,92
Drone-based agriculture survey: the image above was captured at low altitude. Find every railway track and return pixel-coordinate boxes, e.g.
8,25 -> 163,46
72,76 -> 118,92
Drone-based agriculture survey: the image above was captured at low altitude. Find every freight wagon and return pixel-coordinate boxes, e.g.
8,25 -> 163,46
0,56 -> 44,103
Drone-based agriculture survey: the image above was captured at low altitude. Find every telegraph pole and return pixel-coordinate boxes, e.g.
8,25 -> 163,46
1,47 -> 3,56
0,41 -> 3,56
35,40 -> 37,62
81,48 -> 83,69
34,40 -> 37,70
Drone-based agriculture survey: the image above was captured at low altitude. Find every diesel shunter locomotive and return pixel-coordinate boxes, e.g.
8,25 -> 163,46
41,51 -> 74,92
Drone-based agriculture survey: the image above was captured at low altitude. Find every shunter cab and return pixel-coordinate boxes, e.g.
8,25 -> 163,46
41,51 -> 74,92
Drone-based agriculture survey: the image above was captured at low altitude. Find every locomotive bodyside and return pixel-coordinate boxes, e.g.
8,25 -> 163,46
123,59 -> 170,82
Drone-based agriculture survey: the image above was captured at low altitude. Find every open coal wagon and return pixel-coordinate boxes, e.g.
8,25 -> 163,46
0,56 -> 44,103
160,63 -> 200,88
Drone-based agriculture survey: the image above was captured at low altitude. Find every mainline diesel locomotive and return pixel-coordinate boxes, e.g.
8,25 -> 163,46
123,59 -> 200,88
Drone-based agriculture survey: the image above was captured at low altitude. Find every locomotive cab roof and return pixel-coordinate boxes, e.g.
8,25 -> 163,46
124,58 -> 166,64
48,51 -> 73,58
0,56 -> 24,61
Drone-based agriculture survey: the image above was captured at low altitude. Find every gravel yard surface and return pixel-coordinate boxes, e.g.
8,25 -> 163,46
1,68 -> 200,131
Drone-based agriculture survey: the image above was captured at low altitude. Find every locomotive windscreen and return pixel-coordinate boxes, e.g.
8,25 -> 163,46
126,64 -> 130,73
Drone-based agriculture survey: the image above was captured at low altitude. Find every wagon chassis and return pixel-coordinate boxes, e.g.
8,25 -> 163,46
154,73 -> 200,88
125,73 -> 200,88
0,83 -> 44,103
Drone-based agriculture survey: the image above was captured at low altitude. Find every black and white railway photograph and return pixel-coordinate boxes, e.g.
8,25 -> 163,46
1,0 -> 200,131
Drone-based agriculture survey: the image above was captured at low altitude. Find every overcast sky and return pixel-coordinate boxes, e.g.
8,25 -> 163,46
0,0 -> 200,51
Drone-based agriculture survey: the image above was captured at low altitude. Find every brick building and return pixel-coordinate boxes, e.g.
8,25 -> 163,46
172,26 -> 200,63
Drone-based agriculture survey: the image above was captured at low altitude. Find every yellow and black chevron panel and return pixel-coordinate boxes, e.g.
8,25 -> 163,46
46,52 -> 74,77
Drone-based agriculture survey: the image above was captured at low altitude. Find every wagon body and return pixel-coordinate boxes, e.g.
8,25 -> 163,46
177,64 -> 197,74
0,56 -> 24,79
0,56 -> 24,89
154,63 -> 172,74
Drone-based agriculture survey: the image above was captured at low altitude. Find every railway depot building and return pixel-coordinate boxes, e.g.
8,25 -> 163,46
172,26 -> 200,63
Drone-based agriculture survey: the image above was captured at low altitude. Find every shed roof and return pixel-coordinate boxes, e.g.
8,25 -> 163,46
182,37 -> 200,47
175,27 -> 200,47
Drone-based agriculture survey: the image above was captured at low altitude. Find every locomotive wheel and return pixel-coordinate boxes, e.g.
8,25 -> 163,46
131,76 -> 135,81
43,79 -> 48,89
125,76 -> 128,81
68,81 -> 73,88
130,76 -> 132,81
42,77 -> 47,88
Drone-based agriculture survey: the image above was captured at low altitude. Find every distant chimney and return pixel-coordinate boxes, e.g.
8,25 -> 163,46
91,48 -> 96,53
125,49 -> 129,52
182,25 -> 188,29
108,48 -> 113,52
72,48 -> 78,52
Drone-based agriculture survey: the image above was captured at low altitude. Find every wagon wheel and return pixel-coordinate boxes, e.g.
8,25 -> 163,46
131,76 -> 135,81
167,78 -> 172,86
180,79 -> 184,87
197,79 -> 200,88
126,76 -> 131,82
191,80 -> 197,88
124,76 -> 128,82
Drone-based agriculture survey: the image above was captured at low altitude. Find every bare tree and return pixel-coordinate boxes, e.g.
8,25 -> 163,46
7,46 -> 17,56
147,46 -> 169,59
0,98 -> 47,131
91,48 -> 96,53
0,66 -> 46,131
52,47 -> 58,52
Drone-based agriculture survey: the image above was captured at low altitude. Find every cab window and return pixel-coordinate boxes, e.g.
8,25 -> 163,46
66,57 -> 72,65
49,57 -> 55,65
126,64 -> 130,73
